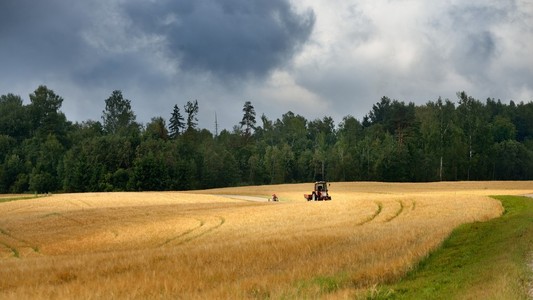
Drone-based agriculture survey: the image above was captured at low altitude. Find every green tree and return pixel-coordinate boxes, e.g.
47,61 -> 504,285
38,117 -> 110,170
145,117 -> 168,140
169,104 -> 185,138
29,172 -> 55,193
312,132 -> 328,180
308,116 -> 336,147
62,135 -> 136,192
295,149 -> 314,182
493,140 -> 533,180
62,146 -> 92,192
255,113 -> 276,147
276,111 -> 309,154
365,97 -> 417,146
102,90 -> 139,135
334,116 -> 363,181
184,100 -> 199,132
510,101 -> 533,142
0,93 -> 29,140
337,115 -> 363,148
359,125 -> 385,180
416,98 -> 456,181
374,133 -> 410,181
27,135 -> 65,192
240,101 -> 257,137
0,154 -> 27,193
492,115 -> 516,143
27,85 -> 69,139
69,120 -> 104,141
366,96 -> 392,126
132,152 -> 169,191
200,139 -> 241,188
0,135 -> 16,164
247,153 -> 267,184
264,143 -> 294,184
457,91 -> 491,180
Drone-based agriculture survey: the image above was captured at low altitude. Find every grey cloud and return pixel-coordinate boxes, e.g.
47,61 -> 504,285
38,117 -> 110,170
464,31 -> 496,60
125,0 -> 316,79
2,0 -> 316,86
0,1 -> 90,76
1,0 -> 531,131
293,1 -> 533,122
440,4 -> 508,79
451,30 -> 497,82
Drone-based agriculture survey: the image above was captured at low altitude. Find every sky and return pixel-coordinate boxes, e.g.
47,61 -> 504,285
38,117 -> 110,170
1,0 -> 533,132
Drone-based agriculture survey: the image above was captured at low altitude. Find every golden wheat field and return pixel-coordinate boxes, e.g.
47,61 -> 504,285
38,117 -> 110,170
0,181 -> 532,299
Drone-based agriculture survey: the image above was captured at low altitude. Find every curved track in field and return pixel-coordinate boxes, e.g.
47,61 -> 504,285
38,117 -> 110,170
356,199 -> 417,226
0,227 -> 39,258
157,216 -> 225,247
382,200 -> 416,222
41,212 -> 85,225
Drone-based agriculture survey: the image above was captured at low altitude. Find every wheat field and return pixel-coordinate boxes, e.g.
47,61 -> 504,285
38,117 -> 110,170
0,181 -> 531,299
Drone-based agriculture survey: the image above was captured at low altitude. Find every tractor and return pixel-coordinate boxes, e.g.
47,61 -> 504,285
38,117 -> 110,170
304,181 -> 332,201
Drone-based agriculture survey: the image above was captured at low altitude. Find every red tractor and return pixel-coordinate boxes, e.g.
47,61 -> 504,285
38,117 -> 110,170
304,181 -> 332,201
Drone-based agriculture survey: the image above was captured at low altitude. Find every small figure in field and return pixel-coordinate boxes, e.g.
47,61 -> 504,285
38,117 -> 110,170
269,194 -> 278,202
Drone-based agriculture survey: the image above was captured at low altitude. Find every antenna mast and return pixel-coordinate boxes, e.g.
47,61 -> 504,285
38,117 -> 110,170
214,112 -> 219,136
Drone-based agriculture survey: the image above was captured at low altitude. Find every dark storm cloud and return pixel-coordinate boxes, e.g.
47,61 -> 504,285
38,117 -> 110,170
0,0 -> 316,129
0,1 -> 89,75
125,0 -> 316,78
1,0 -> 315,84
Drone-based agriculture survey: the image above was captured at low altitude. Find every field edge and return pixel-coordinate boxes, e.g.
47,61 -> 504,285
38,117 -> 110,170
365,195 -> 533,300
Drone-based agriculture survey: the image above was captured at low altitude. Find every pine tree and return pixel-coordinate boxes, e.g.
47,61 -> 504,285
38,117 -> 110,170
240,101 -> 256,136
169,104 -> 185,138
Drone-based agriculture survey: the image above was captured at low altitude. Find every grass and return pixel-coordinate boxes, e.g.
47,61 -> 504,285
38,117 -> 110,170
0,194 -> 39,203
369,195 -> 533,299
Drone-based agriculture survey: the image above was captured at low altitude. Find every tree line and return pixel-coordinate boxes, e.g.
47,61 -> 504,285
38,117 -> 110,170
1,85 -> 532,193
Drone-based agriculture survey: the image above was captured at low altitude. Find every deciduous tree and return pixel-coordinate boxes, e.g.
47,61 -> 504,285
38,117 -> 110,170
145,117 -> 168,140
102,90 -> 139,135
184,100 -> 199,132
27,86 -> 69,139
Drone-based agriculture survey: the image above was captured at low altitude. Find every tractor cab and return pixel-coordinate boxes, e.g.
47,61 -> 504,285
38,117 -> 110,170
304,181 -> 332,201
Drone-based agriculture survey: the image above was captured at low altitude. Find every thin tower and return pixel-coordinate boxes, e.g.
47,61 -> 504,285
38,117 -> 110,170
214,112 -> 218,137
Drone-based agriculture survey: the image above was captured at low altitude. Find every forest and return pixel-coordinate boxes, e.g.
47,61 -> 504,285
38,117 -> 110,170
1,85 -> 532,193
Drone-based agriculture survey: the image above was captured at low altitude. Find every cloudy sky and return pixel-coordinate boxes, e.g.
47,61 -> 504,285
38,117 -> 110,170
1,0 -> 532,131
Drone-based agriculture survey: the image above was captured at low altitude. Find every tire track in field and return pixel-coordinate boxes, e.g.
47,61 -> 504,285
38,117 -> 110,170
381,200 -> 417,222
356,202 -> 382,225
158,216 -> 225,247
157,218 -> 204,247
0,227 -> 39,258
41,212 -> 85,225
357,199 -> 416,225
400,200 -> 416,214
1,204 -> 34,214
0,241 -> 19,258
66,199 -> 93,208
383,200 -> 405,222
